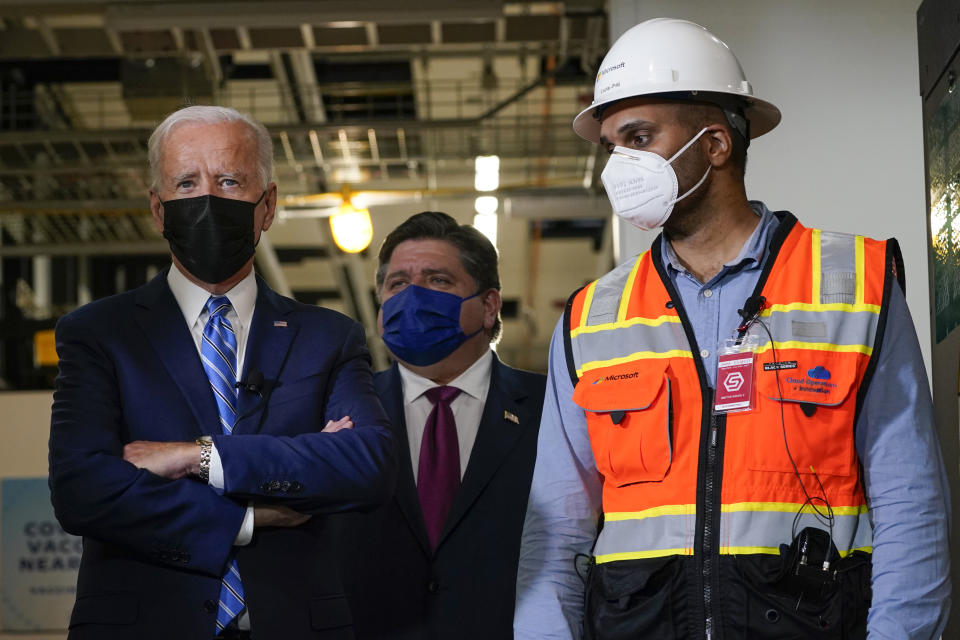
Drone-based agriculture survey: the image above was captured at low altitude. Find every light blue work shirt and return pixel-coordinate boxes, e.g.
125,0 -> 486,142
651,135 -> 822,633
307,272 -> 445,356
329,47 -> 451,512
514,202 -> 951,639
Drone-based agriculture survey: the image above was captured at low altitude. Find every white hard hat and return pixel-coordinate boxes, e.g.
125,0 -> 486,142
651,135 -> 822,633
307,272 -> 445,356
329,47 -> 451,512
573,18 -> 781,143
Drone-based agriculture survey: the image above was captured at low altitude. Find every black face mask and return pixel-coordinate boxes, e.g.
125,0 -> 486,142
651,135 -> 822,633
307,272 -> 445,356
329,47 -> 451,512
161,192 -> 265,284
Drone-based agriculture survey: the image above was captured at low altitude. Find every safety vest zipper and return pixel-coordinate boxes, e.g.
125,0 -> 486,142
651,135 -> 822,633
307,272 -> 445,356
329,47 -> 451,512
702,409 -> 725,640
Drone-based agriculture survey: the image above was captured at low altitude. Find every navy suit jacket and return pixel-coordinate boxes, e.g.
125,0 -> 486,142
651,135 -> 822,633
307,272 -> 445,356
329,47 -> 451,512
336,356 -> 545,639
48,270 -> 397,640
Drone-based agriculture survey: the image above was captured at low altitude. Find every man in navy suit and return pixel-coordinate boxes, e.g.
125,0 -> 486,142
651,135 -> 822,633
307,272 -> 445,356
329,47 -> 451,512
48,105 -> 396,640
336,211 -> 546,639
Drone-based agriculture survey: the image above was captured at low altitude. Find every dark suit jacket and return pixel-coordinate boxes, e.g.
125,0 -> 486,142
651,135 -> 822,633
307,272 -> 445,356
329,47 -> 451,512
48,270 -> 397,640
336,356 -> 546,639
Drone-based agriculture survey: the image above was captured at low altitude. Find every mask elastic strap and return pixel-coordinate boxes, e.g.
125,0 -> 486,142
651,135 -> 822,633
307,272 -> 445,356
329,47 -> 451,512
666,127 -> 710,165
669,166 -> 711,206
461,291 -> 486,340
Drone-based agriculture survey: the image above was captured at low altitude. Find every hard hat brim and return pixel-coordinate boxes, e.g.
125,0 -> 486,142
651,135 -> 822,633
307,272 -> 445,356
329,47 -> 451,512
572,92 -> 782,144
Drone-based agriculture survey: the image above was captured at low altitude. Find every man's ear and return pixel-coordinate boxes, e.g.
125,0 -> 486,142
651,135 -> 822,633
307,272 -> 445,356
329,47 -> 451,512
259,183 -> 279,233
704,125 -> 733,168
482,288 -> 502,332
149,190 -> 164,233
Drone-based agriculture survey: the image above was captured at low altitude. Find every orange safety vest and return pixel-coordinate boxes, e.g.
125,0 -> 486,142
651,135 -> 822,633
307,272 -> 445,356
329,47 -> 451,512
564,212 -> 902,639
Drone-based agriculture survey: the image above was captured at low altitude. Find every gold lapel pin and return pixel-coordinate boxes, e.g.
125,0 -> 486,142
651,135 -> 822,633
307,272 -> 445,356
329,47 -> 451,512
504,410 -> 519,424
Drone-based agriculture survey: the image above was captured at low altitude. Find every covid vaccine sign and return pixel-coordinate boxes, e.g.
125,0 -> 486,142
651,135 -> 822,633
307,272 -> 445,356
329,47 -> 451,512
1,477 -> 80,631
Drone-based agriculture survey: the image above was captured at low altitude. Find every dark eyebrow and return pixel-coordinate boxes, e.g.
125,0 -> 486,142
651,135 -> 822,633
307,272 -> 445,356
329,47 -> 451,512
383,269 -> 410,282
421,268 -> 456,278
384,267 -> 456,283
172,171 -> 197,184
617,119 -> 656,136
600,119 -> 657,149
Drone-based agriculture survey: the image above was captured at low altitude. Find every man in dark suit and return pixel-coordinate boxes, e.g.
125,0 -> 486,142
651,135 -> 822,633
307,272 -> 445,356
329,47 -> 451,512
336,211 -> 546,639
48,105 -> 396,640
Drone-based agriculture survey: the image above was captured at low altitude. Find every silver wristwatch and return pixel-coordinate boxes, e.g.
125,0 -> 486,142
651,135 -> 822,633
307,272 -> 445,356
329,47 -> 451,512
195,436 -> 213,483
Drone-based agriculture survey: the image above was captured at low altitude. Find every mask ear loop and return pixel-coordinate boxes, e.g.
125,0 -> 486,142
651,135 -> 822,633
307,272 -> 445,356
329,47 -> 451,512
461,290 -> 488,340
663,127 -> 712,207
669,166 -> 711,206
665,126 -> 710,164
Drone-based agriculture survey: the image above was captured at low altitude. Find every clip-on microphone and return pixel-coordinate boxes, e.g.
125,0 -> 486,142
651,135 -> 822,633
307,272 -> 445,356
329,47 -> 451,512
234,368 -> 265,396
232,368 -> 273,428
736,295 -> 766,337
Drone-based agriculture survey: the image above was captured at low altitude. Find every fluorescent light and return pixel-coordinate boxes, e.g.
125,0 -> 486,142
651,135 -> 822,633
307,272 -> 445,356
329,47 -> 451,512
473,212 -> 498,247
474,155 -> 500,192
474,195 -> 498,215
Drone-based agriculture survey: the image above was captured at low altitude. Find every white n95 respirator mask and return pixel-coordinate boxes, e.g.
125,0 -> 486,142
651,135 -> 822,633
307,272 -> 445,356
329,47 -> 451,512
600,127 -> 711,230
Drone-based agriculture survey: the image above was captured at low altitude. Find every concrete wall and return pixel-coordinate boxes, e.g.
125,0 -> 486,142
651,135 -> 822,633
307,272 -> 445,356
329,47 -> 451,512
610,0 -> 933,376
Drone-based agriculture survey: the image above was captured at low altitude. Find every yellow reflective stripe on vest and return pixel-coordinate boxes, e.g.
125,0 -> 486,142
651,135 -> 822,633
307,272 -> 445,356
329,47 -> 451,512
569,314 -> 681,339
572,322 -> 690,373
721,504 -> 873,557
576,349 -> 693,377
762,302 -> 881,314
855,235 -> 866,305
604,503 -> 696,521
811,228 -> 822,303
721,502 -> 868,516
616,255 -> 643,322
756,307 -> 880,352
753,340 -> 873,356
579,281 -> 596,330
596,548 -> 694,563
596,502 -> 872,565
719,546 -> 873,557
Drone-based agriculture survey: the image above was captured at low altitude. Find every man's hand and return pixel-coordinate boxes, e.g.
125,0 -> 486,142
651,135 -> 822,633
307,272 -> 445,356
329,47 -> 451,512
123,441 -> 199,480
323,416 -> 354,433
253,504 -> 311,528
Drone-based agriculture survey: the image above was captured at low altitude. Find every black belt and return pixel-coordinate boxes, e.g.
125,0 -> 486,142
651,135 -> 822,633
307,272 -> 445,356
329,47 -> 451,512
217,629 -> 252,640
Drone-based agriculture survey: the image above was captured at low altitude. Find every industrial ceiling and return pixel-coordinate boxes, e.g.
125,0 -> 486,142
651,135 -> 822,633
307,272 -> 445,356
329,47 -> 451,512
0,0 -> 613,377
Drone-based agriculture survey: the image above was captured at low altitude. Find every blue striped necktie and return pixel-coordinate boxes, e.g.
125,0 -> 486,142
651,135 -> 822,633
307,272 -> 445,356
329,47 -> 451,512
201,296 -> 245,633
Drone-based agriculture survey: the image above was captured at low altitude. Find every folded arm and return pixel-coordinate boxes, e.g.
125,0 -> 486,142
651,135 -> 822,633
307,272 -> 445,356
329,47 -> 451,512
214,321 -> 398,515
48,313 -> 246,577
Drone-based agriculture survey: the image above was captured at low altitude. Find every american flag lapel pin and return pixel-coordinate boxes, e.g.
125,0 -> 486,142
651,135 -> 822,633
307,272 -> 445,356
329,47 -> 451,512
504,410 -> 519,424
273,320 -> 288,328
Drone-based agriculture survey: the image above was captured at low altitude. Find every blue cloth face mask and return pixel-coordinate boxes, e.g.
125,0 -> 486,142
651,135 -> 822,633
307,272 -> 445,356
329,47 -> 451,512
381,285 -> 483,366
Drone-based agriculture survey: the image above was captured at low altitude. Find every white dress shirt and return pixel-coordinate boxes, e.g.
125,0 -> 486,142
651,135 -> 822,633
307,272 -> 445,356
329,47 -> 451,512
167,264 -> 256,547
398,349 -> 493,482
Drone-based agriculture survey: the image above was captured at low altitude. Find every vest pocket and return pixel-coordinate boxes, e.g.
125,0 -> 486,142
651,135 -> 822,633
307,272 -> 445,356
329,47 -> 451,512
574,360 -> 673,486
584,556 -> 681,640
725,551 -> 870,639
747,350 -> 859,477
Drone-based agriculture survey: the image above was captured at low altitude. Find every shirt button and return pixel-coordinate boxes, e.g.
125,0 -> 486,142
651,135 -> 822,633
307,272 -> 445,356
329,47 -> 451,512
703,288 -> 713,298
700,349 -> 710,359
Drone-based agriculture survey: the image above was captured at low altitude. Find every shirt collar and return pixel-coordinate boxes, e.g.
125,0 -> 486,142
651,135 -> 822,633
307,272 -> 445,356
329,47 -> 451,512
661,200 -> 774,277
167,264 -> 258,333
399,349 -> 494,405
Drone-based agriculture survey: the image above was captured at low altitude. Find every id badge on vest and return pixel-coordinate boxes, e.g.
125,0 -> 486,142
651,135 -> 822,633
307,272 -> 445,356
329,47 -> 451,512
714,333 -> 759,413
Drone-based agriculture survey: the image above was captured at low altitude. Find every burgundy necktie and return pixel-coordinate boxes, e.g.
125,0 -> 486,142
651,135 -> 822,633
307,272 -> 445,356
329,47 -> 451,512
418,385 -> 462,549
